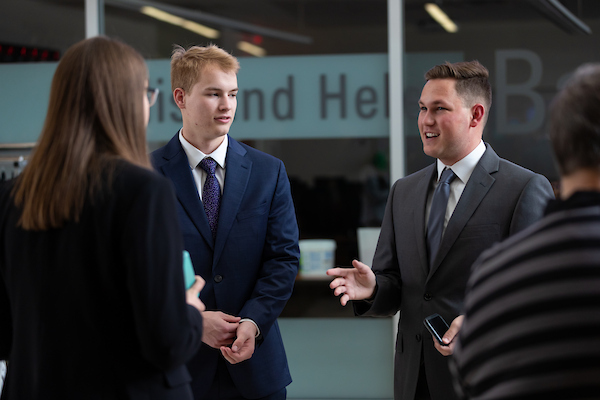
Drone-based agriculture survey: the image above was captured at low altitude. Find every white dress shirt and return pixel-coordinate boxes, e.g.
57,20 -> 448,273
178,130 -> 228,200
425,140 -> 486,233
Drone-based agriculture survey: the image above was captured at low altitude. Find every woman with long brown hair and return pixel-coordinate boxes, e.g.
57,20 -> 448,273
0,36 -> 205,399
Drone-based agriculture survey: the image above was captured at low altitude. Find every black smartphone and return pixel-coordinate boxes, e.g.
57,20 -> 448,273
423,313 -> 449,346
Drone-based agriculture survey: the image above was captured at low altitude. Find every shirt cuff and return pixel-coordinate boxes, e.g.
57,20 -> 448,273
239,318 -> 261,338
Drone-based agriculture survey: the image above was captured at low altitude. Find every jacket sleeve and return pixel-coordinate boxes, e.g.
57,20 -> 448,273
509,173 -> 555,235
0,183 -> 12,360
0,272 -> 11,360
120,172 -> 203,370
238,160 -> 300,342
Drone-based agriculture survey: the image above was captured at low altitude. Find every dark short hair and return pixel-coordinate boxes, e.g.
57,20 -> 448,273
425,60 -> 492,114
549,63 -> 600,176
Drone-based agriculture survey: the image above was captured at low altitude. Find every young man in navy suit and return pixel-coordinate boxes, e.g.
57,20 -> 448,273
327,61 -> 555,400
151,44 -> 300,400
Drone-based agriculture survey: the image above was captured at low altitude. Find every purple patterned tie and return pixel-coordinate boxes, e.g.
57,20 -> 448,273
199,157 -> 221,239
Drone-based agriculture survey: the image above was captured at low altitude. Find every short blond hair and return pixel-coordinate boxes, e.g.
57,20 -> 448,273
171,44 -> 240,93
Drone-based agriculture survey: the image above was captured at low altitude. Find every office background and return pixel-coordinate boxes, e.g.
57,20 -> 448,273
2,1 -> 600,399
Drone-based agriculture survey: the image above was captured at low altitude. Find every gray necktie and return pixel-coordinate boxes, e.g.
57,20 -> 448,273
199,157 -> 221,239
427,168 -> 456,268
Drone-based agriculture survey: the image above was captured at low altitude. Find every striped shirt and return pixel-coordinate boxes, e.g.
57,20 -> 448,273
452,191 -> 600,400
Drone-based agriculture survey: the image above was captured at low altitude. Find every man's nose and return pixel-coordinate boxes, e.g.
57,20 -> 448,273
219,96 -> 232,110
421,110 -> 434,125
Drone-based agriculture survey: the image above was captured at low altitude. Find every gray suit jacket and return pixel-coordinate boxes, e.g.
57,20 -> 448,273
355,144 -> 555,400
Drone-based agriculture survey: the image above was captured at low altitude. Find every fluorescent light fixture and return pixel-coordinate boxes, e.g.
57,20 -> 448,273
424,3 -> 458,33
140,6 -> 220,39
108,0 -> 312,44
237,41 -> 266,57
181,20 -> 220,38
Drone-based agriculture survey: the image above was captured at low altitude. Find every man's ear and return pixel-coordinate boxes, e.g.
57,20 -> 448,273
173,88 -> 185,110
470,104 -> 485,127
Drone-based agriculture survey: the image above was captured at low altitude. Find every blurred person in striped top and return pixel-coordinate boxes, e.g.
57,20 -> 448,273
452,62 -> 600,399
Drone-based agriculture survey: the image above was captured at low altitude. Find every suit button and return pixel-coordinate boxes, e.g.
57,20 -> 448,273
424,293 -> 432,301
214,275 -> 223,283
416,334 -> 422,342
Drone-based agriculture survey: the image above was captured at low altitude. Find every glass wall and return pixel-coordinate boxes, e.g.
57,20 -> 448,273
403,0 -> 600,190
3,0 -> 600,269
3,0 -> 600,266
0,0 -> 85,174
103,0 -> 392,271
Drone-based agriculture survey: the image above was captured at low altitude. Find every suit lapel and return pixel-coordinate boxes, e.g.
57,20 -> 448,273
415,165 -> 437,277
158,135 -> 215,249
213,137 -> 251,266
428,144 -> 499,278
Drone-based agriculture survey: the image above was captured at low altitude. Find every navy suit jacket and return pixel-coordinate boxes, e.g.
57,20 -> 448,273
355,144 -> 555,400
151,134 -> 300,399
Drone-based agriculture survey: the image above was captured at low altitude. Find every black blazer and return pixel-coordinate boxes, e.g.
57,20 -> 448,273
0,160 -> 203,400
356,144 -> 555,400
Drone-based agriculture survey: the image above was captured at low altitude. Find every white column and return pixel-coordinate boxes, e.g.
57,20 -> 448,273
85,0 -> 104,38
388,0 -> 405,183
387,0 -> 404,358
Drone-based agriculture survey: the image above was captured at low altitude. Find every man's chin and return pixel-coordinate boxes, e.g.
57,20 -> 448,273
212,129 -> 230,138
422,145 -> 439,159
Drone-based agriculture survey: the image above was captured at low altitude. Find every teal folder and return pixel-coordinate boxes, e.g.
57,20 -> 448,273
182,250 -> 198,296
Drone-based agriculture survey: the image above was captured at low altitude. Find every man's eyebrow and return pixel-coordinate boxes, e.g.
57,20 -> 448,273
203,87 -> 239,92
419,99 -> 448,105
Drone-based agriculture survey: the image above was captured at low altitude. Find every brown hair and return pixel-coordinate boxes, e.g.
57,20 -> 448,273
13,36 -> 151,230
170,44 -> 240,93
425,60 -> 492,118
549,63 -> 600,176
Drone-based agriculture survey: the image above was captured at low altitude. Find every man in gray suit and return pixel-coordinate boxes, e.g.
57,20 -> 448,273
327,60 -> 554,400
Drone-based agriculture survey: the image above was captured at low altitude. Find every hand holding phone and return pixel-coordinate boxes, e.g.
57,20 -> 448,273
423,313 -> 449,347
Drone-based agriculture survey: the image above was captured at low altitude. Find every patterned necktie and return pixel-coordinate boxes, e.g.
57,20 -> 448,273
199,157 -> 221,239
426,168 -> 456,268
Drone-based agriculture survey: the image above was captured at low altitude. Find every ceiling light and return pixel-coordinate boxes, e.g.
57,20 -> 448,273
181,20 -> 220,39
140,6 -> 220,39
424,3 -> 458,33
108,0 -> 312,44
237,41 -> 266,57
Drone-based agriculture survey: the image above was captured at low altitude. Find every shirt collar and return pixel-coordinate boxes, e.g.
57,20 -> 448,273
178,130 -> 228,170
436,140 -> 486,184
